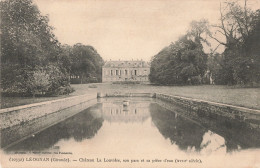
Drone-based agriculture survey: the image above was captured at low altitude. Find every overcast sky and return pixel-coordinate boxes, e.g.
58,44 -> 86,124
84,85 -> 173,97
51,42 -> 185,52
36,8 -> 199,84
33,0 -> 259,61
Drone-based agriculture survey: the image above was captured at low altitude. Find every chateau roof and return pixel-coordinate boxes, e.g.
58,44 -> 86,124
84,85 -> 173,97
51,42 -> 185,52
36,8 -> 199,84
103,60 -> 150,68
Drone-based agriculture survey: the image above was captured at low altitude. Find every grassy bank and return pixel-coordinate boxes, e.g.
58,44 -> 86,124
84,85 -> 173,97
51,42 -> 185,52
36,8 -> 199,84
72,83 -> 260,110
1,83 -> 259,110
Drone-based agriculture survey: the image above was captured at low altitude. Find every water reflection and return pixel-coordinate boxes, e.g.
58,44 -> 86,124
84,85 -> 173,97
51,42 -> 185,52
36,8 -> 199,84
150,102 -> 260,153
6,104 -> 103,152
150,103 -> 207,152
102,100 -> 150,123
4,99 -> 260,156
200,130 -> 226,155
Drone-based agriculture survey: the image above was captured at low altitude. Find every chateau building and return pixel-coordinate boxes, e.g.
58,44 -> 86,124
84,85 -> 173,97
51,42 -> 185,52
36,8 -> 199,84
101,101 -> 150,123
102,60 -> 150,82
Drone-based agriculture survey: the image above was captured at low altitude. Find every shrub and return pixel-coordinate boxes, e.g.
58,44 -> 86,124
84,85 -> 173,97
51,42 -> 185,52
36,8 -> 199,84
190,76 -> 202,85
1,64 -> 73,96
54,86 -> 75,95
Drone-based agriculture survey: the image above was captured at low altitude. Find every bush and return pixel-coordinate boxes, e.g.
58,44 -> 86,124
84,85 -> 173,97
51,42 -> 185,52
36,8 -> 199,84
54,86 -> 75,95
190,76 -> 202,85
1,64 -> 72,96
29,68 -> 51,96
1,64 -> 32,96
45,65 -> 70,94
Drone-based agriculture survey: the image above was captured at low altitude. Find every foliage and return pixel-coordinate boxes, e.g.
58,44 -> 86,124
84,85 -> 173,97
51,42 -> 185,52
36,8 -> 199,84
1,64 -> 73,96
0,0 -> 59,66
61,43 -> 104,84
207,53 -> 223,84
0,0 -> 104,96
0,0 -> 74,96
29,68 -> 51,96
210,0 -> 260,85
149,20 -> 209,85
150,0 -> 259,86
1,64 -> 33,96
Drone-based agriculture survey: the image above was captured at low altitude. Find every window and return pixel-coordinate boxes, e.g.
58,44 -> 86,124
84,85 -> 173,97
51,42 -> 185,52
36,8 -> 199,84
125,70 -> 128,75
116,70 -> 118,75
111,70 -> 113,76
134,70 -> 137,75
144,70 -> 147,75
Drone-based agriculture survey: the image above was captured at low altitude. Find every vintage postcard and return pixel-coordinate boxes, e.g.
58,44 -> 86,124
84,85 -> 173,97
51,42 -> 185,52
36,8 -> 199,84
0,0 -> 260,167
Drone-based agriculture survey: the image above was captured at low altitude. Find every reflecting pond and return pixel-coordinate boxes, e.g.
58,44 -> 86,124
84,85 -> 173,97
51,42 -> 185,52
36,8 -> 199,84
4,97 -> 260,156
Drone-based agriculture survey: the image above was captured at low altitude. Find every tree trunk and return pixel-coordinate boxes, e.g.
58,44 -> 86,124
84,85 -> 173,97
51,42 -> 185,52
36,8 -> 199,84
80,74 -> 83,84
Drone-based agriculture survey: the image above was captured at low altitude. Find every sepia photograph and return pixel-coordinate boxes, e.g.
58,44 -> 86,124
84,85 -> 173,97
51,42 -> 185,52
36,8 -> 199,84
0,0 -> 260,167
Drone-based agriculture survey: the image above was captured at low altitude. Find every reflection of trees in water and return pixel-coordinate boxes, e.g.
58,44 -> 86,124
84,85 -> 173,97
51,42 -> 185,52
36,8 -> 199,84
151,103 -> 260,153
196,110 -> 260,151
150,103 -> 206,151
64,106 -> 103,142
6,105 -> 103,152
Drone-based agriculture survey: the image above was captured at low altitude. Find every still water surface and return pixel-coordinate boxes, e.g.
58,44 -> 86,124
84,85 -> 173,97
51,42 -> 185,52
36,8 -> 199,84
5,98 -> 260,160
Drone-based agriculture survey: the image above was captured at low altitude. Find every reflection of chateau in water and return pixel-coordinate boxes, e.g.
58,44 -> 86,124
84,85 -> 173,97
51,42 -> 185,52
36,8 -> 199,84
101,101 -> 150,123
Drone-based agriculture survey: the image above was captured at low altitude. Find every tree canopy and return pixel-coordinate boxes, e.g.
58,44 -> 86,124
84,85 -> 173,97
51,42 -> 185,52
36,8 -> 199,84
150,0 -> 259,86
1,0 -> 59,67
0,0 -> 104,96
65,43 -> 104,84
208,0 -> 260,85
149,20 -> 209,85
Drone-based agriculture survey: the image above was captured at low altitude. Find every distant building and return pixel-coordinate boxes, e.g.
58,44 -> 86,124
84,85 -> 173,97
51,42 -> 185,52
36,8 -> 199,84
102,60 -> 150,82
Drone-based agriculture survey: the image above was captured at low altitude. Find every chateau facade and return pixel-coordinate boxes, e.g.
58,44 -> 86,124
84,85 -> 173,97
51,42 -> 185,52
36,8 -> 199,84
101,101 -> 150,123
102,60 -> 150,82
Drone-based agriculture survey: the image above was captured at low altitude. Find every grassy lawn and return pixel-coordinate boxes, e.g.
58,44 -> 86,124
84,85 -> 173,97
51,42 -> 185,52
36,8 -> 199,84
71,83 -> 260,110
1,83 -> 259,110
0,95 -> 71,109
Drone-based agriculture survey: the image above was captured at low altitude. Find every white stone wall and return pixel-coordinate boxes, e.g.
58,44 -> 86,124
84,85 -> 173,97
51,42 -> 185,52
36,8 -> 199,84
0,94 -> 97,129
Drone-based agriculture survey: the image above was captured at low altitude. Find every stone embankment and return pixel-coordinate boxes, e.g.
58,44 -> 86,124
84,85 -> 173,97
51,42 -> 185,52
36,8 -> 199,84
155,93 -> 260,123
1,92 -> 259,148
0,94 -> 97,148
1,92 -> 259,130
0,94 -> 96,129
100,92 -> 260,123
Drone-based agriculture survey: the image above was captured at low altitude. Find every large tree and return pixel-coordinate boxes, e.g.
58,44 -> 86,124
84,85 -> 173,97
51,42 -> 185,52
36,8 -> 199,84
0,0 -> 71,96
1,0 -> 59,66
149,20 -> 209,85
210,0 -> 260,85
69,44 -> 104,84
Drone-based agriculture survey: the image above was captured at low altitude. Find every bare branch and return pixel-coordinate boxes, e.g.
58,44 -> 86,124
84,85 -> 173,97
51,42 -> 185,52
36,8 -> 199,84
244,0 -> 250,35
211,44 -> 221,54
208,34 -> 227,46
216,30 -> 226,36
219,2 -> 229,37
211,24 -> 224,29
229,5 -> 248,40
